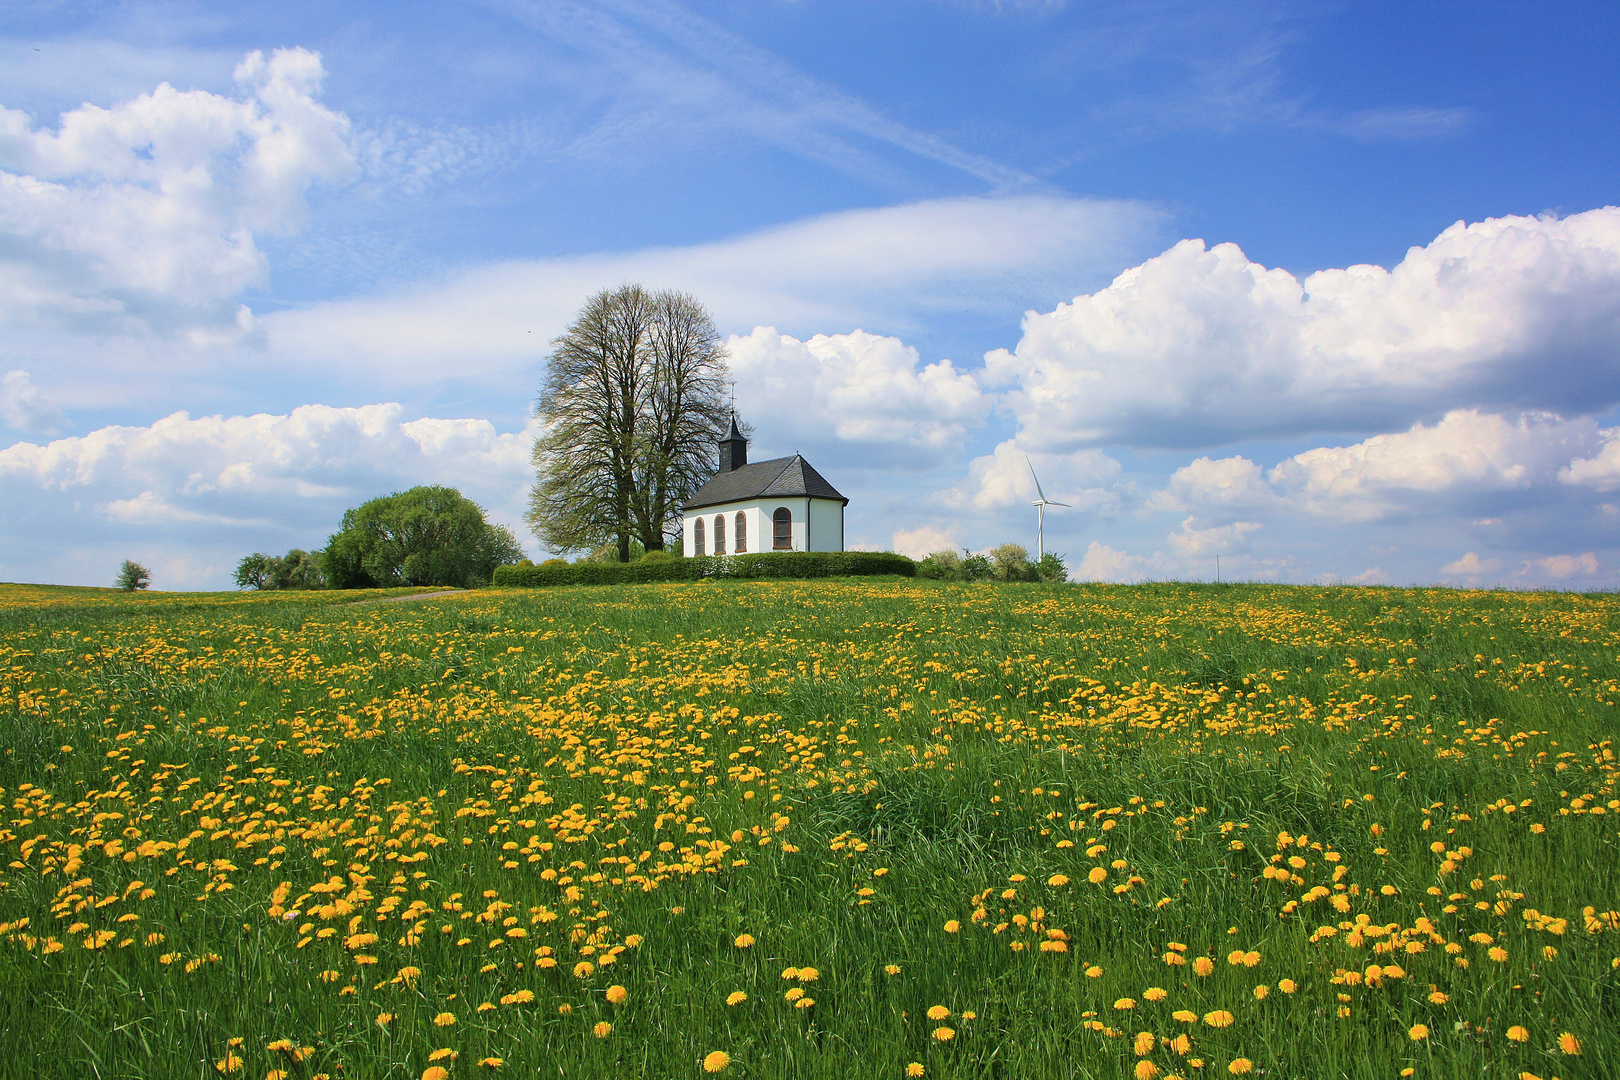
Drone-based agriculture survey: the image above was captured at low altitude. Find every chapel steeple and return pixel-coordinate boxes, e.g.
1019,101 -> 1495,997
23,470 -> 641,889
718,415 -> 748,473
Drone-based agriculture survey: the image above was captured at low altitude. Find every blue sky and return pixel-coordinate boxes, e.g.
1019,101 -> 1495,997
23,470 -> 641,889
2,0 -> 1618,589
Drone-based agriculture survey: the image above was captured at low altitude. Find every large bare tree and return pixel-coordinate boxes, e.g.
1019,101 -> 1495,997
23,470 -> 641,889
527,286 -> 732,560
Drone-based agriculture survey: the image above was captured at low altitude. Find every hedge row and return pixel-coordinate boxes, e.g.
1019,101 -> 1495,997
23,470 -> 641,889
493,550 -> 916,588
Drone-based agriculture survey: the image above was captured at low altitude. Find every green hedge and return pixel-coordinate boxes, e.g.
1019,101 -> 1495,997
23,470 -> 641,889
493,550 -> 916,588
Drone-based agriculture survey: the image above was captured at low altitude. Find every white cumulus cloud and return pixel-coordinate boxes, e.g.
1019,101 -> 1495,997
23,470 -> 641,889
986,207 -> 1620,449
1519,552 -> 1599,580
0,47 -> 353,338
1268,410 -> 1600,521
728,326 -> 988,465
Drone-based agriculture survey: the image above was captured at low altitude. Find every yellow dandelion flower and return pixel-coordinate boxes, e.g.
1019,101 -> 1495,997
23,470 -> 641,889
906,1065 -> 925,1078
1409,1024 -> 1429,1041
593,1021 -> 612,1039
726,991 -> 747,1006
375,1013 -> 394,1027
1114,998 -> 1137,1010
1088,867 -> 1108,884
1228,1059 -> 1253,1075
1172,1010 -> 1198,1024
927,1005 -> 950,1021
422,1069 -> 450,1080
1278,979 -> 1297,994
795,997 -> 815,1009
1557,1032 -> 1581,1055
781,967 -> 800,980
432,1012 -> 455,1027
1226,950 -> 1246,966
944,921 -> 961,934
733,934 -> 755,948
785,988 -> 805,1002
1193,957 -> 1214,977
1144,987 -> 1168,1001
574,961 -> 594,979
1519,1073 -> 1544,1080
932,1026 -> 955,1043
1168,1034 -> 1192,1054
479,1058 -> 504,1068
1203,1010 -> 1234,1028
1488,947 -> 1508,963
1048,874 -> 1070,887
1133,1031 -> 1155,1056
214,1051 -> 242,1074
557,1004 -> 573,1015
1085,966 -> 1103,979
1506,1025 -> 1529,1043
1428,991 -> 1448,1005
428,1049 -> 458,1062
1136,1061 -> 1161,1080
605,985 -> 628,1005
702,1051 -> 731,1074
797,967 -> 819,982
885,965 -> 901,976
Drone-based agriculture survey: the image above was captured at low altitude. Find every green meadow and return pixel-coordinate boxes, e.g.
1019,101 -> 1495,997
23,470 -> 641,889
0,579 -> 1615,1080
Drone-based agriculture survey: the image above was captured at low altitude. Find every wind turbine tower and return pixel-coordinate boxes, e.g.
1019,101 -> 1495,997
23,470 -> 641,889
1026,456 -> 1070,560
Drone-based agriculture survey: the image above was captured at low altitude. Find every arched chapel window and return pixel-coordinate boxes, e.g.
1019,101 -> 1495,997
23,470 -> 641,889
693,517 -> 704,556
773,507 -> 792,550
735,512 -> 747,552
714,515 -> 726,554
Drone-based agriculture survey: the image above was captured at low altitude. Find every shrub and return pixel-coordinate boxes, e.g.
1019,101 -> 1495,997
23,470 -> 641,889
495,550 -> 914,587
960,551 -> 992,581
917,549 -> 962,580
640,549 -> 679,564
991,543 -> 1036,582
323,486 -> 525,589
1034,551 -> 1069,583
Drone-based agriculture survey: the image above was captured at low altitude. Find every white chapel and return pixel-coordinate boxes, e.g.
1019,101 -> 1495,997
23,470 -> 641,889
681,420 -> 847,556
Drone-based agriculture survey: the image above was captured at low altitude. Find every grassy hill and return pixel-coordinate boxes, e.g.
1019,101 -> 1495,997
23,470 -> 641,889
0,579 -> 1615,1079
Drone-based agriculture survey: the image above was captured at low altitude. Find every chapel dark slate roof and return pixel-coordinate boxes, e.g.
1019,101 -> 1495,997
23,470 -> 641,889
682,454 -> 848,511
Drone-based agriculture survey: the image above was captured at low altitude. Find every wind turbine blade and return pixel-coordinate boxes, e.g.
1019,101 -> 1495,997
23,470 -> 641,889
1025,455 -> 1049,502
1049,500 -> 1071,507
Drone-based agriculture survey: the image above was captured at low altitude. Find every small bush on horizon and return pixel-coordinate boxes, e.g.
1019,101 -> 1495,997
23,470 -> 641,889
922,546 -> 1051,582
640,549 -> 679,563
114,559 -> 151,591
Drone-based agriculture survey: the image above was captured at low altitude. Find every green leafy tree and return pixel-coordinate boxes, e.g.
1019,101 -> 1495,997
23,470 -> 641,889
528,285 -> 731,561
116,559 -> 151,591
322,486 -> 524,589
268,549 -> 326,590
235,553 -> 271,590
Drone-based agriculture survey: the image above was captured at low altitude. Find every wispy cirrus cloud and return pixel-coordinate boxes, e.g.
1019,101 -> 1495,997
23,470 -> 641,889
484,0 -> 1041,191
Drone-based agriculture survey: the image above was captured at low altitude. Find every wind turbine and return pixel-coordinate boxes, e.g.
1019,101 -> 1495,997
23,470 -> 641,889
1026,456 -> 1070,560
